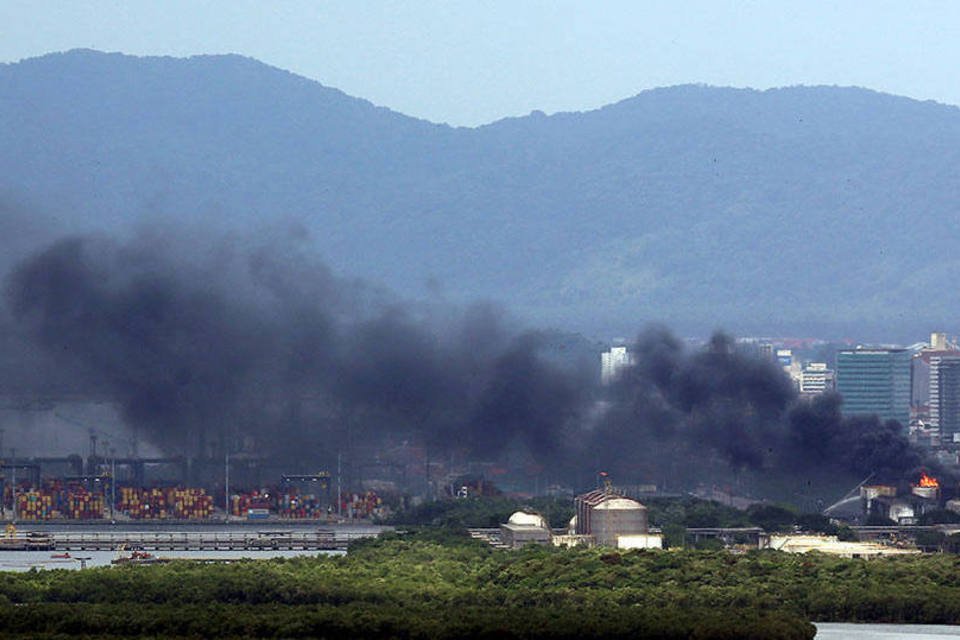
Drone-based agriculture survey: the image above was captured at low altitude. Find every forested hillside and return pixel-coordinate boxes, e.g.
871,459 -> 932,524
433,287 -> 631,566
3,50 -> 960,338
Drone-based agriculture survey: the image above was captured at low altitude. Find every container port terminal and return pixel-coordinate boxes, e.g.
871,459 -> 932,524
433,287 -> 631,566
0,449 -> 388,523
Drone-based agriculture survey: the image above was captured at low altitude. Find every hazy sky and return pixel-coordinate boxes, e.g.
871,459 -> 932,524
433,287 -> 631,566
2,1 -> 959,126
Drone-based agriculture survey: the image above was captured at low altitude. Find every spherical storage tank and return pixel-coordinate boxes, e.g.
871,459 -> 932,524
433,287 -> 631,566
590,497 -> 648,547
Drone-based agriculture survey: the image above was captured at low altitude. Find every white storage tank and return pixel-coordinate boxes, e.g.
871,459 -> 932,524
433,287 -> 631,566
590,497 -> 648,547
507,511 -> 548,528
500,511 -> 551,548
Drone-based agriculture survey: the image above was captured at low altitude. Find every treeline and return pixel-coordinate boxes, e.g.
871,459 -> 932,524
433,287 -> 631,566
0,531 -> 811,640
384,495 -> 575,528
5,530 -> 960,638
0,602 -> 809,640
387,494 -> 850,542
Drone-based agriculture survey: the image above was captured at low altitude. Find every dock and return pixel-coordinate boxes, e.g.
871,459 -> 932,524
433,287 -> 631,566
2,529 -> 379,552
0,533 -> 56,551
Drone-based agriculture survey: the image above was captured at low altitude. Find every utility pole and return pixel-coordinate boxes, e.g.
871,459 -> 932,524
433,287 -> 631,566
425,446 -> 431,500
110,448 -> 116,520
0,430 -> 4,518
10,447 -> 16,523
224,452 -> 230,522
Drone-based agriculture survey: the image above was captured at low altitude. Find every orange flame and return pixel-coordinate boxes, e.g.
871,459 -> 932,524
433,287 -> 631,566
918,473 -> 939,488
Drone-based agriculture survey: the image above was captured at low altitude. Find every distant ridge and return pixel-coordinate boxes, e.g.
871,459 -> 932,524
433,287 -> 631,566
3,49 -> 960,340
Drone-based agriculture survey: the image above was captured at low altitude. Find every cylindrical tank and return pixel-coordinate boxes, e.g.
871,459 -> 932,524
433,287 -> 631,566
860,485 -> 896,500
590,497 -> 648,547
911,486 -> 939,500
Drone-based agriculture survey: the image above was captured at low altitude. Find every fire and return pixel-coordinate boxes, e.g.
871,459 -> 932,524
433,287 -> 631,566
918,473 -> 940,488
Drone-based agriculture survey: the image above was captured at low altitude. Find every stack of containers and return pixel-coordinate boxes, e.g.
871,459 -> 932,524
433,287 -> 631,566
230,490 -> 273,517
12,482 -> 104,520
16,489 -> 48,520
117,486 -> 143,517
277,488 -> 325,519
341,490 -> 382,519
231,488 -> 333,519
167,487 -> 213,519
67,486 -> 104,520
119,487 -> 213,519
46,480 -> 72,518
121,487 -> 168,519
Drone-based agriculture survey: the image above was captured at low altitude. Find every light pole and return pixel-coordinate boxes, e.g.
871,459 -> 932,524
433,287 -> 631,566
224,452 -> 230,522
0,433 -> 5,518
10,448 -> 16,523
110,448 -> 116,520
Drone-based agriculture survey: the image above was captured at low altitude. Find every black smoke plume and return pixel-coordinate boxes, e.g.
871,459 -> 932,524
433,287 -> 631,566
588,326 -> 937,493
2,226 -> 939,499
785,393 -> 924,480
3,231 -> 590,469
588,327 -> 795,484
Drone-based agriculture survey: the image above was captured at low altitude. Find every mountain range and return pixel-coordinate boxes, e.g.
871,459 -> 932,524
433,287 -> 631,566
3,49 -> 960,340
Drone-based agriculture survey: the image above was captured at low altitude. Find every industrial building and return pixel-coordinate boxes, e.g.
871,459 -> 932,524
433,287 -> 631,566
571,488 -> 661,549
499,510 -> 552,548
836,347 -> 912,424
860,476 -> 944,525
763,534 -> 920,558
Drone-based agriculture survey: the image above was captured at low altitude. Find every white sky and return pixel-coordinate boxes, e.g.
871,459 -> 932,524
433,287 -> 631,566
2,1 -> 959,126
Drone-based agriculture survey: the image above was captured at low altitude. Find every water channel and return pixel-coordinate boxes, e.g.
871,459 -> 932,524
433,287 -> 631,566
815,623 -> 960,638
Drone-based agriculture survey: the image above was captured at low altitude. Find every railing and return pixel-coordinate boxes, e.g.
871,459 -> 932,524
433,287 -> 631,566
44,529 -> 378,551
0,533 -> 55,550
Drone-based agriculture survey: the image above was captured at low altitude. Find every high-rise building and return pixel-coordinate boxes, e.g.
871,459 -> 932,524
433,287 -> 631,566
600,346 -> 634,385
799,362 -> 834,395
931,332 -> 950,351
930,355 -> 960,444
911,332 -> 960,440
836,348 -> 912,424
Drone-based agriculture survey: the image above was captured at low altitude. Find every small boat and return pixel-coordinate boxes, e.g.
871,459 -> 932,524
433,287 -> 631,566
50,552 -> 71,559
112,547 -> 168,565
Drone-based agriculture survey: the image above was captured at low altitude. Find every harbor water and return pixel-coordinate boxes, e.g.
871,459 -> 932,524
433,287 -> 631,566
815,623 -> 960,638
0,548 -> 342,571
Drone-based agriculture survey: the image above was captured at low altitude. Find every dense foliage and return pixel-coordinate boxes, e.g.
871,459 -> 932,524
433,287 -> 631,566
390,494 -> 832,541
5,530 -> 960,638
0,531 -> 804,639
385,495 -> 575,528
7,51 -> 960,339
645,496 -> 753,528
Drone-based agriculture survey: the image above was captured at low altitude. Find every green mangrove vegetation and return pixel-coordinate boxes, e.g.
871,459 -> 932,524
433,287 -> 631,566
3,528 -> 960,639
387,494 -> 837,544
